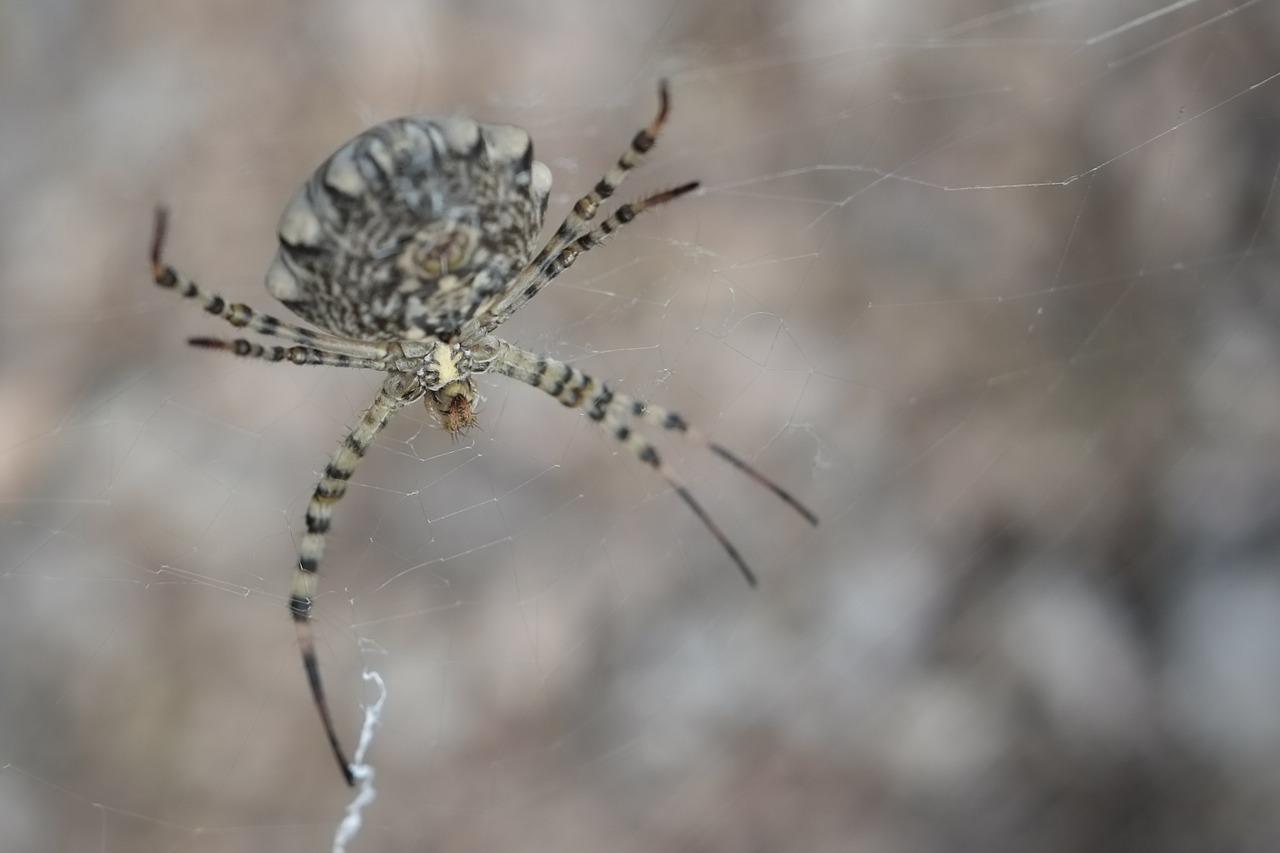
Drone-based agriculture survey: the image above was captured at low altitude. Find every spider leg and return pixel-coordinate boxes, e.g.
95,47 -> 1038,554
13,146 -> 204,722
290,372 -> 420,786
535,182 -> 699,297
530,80 -> 672,271
489,345 -> 817,586
623,398 -> 819,527
187,336 -> 390,369
481,81 -> 690,332
484,181 -> 699,330
150,207 -> 387,358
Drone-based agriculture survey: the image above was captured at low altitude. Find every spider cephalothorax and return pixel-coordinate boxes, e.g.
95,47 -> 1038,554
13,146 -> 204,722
151,82 -> 817,786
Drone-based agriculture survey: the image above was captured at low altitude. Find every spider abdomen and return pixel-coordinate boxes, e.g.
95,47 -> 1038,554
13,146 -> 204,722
265,116 -> 553,341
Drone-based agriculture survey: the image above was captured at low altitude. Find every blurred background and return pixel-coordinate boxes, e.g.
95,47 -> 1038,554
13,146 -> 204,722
2,1 -> 1279,851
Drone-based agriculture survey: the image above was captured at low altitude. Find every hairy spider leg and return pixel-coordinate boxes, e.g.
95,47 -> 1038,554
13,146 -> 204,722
483,181 -> 699,331
482,81 -> 682,330
185,336 -> 390,369
489,344 -> 818,586
529,81 -> 671,272
151,208 -> 389,359
289,371 -> 421,785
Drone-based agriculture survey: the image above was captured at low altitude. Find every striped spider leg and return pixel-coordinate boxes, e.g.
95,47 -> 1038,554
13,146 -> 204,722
151,81 -> 816,787
476,79 -> 680,331
485,342 -> 819,587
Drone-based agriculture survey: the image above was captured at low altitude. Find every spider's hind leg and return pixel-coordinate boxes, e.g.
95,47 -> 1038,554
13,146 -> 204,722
149,207 -> 385,358
186,336 -> 390,368
481,82 -> 697,332
529,80 -> 673,270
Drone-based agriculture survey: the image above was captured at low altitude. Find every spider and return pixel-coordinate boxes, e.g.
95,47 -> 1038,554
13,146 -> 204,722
149,82 -> 817,786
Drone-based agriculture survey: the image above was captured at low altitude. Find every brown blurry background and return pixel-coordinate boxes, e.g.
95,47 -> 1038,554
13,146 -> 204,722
2,1 -> 1279,851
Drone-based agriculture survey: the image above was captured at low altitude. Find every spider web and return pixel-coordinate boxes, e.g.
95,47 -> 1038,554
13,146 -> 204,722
3,1 -> 1279,851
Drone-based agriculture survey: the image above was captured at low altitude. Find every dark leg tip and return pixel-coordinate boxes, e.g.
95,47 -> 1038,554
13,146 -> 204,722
150,206 -> 170,266
653,80 -> 672,127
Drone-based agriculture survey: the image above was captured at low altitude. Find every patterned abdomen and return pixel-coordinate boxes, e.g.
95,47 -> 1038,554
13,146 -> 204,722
265,116 -> 553,341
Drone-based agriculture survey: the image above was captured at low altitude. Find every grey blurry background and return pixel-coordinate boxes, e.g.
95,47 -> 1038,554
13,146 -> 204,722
2,1 -> 1279,851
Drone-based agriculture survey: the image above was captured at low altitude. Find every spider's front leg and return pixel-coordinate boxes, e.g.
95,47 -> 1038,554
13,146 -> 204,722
487,342 -> 817,587
291,370 -> 423,786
